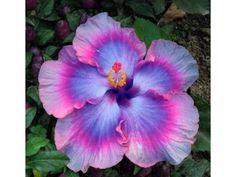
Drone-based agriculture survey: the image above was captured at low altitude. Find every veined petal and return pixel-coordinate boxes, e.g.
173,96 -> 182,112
55,93 -> 127,172
121,91 -> 199,167
38,48 -> 110,118
133,60 -> 183,95
58,45 -> 80,65
73,12 -> 146,78
136,39 -> 198,94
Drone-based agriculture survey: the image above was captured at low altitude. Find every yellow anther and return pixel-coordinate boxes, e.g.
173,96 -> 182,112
107,63 -> 127,88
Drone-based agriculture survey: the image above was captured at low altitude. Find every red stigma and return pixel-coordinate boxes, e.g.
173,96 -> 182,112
112,62 -> 122,72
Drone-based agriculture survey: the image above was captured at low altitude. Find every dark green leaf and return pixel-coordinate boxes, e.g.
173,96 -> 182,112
27,151 -> 69,172
150,0 -> 166,15
193,96 -> 210,132
170,172 -> 182,177
133,166 -> 141,175
103,169 -> 120,177
43,46 -> 59,58
37,113 -> 51,129
38,0 -> 54,18
39,11 -> 60,21
193,131 -> 210,152
27,86 -> 41,106
37,27 -> 55,46
63,32 -> 75,44
26,51 -> 32,68
126,0 -> 155,18
26,17 -> 40,29
26,107 -> 37,128
26,137 -> 49,156
66,10 -> 83,31
114,16 -> 133,27
26,169 -> 32,177
45,143 -> 56,151
133,17 -> 171,47
192,96 -> 210,152
176,158 -> 210,177
173,0 -> 209,15
64,169 -> 80,177
29,125 -> 47,138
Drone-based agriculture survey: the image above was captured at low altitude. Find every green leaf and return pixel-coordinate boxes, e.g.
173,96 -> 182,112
26,17 -> 40,29
173,0 -> 209,15
133,17 -> 171,47
39,11 -> 60,21
37,27 -> 55,46
193,96 -> 210,132
37,113 -> 51,129
126,0 -> 155,18
192,96 -> 210,152
27,151 -> 69,172
150,0 -> 166,15
26,51 -> 33,68
27,86 -> 41,106
133,166 -> 141,175
26,107 -> 37,128
29,125 -> 47,138
26,169 -> 32,177
32,169 -> 44,177
43,45 -> 59,59
64,169 -> 80,177
176,158 -> 210,177
193,131 -> 210,152
114,16 -> 133,27
45,143 -> 56,151
103,169 -> 120,177
66,10 -> 83,31
170,172 -> 182,177
26,137 -> 49,156
63,32 -> 75,44
37,0 -> 54,18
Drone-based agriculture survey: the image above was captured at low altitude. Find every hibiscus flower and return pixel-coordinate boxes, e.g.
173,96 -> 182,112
38,12 -> 199,172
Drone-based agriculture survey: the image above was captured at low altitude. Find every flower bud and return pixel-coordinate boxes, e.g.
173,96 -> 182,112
31,55 -> 43,78
55,20 -> 71,40
63,5 -> 71,14
58,5 -> 71,16
82,0 -> 97,9
26,25 -> 36,43
80,13 -> 91,24
30,46 -> 41,56
26,0 -> 37,11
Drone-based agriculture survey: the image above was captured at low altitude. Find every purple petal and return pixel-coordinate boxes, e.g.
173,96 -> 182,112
120,91 -> 199,167
141,39 -> 198,92
55,93 -> 127,172
38,47 -> 110,118
58,45 -> 79,65
73,12 -> 146,78
133,60 -> 183,95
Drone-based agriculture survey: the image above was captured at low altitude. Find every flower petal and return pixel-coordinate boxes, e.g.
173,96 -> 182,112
133,60 -> 183,95
55,93 -> 127,172
120,91 -> 199,167
73,12 -> 146,78
38,57 -> 110,118
58,45 -> 80,65
135,39 -> 198,94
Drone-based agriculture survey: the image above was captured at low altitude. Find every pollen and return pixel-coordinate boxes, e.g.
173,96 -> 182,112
107,62 -> 127,88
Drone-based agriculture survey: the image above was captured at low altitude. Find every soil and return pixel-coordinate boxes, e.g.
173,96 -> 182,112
174,14 -> 210,103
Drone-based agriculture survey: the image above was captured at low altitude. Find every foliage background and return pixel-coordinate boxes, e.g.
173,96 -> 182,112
26,0 -> 210,177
